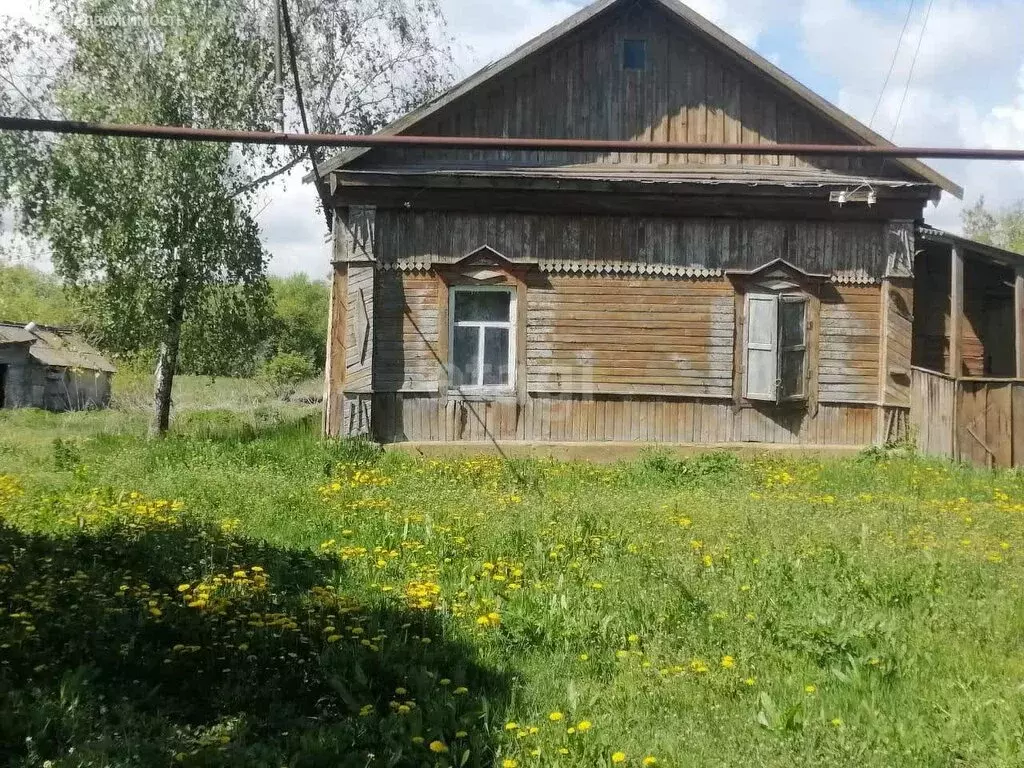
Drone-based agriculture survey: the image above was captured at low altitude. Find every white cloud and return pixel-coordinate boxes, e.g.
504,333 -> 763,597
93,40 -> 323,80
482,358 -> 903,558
800,0 -> 1024,232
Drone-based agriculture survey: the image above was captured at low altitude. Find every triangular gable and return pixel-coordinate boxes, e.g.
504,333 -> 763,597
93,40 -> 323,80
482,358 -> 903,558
726,258 -> 830,281
318,0 -> 959,198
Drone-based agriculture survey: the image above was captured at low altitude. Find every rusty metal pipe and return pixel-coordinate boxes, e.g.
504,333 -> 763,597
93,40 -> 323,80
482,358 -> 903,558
3,115 -> 1024,161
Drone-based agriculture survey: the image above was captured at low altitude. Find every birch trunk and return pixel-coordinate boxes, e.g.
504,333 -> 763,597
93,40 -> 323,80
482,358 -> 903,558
148,266 -> 187,438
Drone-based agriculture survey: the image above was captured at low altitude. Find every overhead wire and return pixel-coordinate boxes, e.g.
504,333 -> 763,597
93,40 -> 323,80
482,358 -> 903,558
869,0 -> 916,129
891,0 -> 936,141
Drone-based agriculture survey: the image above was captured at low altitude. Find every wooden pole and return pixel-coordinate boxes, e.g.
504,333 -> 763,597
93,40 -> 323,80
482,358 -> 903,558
950,245 -> 964,460
1015,267 -> 1024,378
950,246 -> 964,377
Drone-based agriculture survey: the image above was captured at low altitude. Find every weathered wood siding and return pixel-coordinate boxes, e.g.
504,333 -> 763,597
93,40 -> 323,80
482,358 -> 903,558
373,393 -> 880,445
819,285 -> 880,403
883,280 -> 913,406
375,209 -> 891,279
911,367 -> 955,458
356,2 -> 905,178
345,265 -> 375,393
527,276 -> 733,397
375,272 -> 441,392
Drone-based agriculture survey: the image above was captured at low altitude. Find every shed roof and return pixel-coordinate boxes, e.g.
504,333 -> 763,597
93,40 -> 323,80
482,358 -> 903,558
917,226 -> 1024,270
0,322 -> 116,373
316,0 -> 961,198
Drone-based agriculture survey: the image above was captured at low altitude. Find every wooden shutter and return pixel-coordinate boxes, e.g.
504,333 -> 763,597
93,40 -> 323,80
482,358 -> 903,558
778,296 -> 808,400
745,294 -> 778,401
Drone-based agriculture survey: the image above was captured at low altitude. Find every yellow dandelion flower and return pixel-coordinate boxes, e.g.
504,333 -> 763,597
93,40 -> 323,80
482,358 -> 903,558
549,712 -> 564,722
577,720 -> 592,732
643,758 -> 658,766
805,684 -> 817,694
831,718 -> 843,727
326,635 -> 342,643
429,740 -> 448,753
612,752 -> 627,764
505,722 -> 519,731
720,655 -> 735,669
503,760 -> 519,768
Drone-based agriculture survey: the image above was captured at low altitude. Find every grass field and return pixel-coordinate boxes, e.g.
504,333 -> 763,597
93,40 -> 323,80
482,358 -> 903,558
2,396 -> 1024,767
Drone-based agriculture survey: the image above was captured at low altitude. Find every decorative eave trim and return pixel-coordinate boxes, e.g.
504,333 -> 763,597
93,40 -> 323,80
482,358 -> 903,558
377,260 -> 881,283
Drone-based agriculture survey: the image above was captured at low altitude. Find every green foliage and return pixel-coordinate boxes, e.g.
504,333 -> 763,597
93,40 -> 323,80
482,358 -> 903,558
4,410 -> 1024,765
962,197 -> 1024,254
266,275 -> 330,370
0,264 -> 81,327
259,351 -> 316,392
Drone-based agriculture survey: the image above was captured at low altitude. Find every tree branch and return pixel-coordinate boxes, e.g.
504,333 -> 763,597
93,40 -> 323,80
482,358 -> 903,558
232,154 -> 304,198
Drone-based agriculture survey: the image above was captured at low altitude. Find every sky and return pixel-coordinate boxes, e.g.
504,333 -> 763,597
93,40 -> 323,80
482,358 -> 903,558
3,0 -> 1024,278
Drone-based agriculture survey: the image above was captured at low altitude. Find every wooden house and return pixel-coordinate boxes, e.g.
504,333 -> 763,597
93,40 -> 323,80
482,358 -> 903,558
0,321 -> 115,411
314,0 -> 1019,451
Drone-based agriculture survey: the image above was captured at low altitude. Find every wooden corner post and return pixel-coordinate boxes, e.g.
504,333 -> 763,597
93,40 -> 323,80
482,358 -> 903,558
1015,267 -> 1024,378
950,245 -> 964,460
950,245 -> 964,378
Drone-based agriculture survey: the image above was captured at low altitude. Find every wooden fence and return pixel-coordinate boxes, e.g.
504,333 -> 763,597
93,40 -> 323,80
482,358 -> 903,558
911,366 -> 1024,467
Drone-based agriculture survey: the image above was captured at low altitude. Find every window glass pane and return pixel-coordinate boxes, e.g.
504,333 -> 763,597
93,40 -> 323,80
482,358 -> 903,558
746,348 -> 776,400
482,327 -> 510,386
781,350 -> 805,398
780,299 -> 806,348
623,39 -> 646,70
452,326 -> 480,387
454,290 -> 511,323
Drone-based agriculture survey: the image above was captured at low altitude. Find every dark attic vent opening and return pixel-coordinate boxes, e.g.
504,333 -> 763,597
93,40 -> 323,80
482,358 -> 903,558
623,39 -> 647,70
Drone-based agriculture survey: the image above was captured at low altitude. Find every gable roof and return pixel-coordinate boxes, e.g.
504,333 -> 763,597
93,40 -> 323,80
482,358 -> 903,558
0,322 -> 116,373
316,0 -> 961,198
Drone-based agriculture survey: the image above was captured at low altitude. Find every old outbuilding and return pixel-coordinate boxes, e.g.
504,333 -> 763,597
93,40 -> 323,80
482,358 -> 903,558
313,0 -> 1020,456
0,322 -> 115,412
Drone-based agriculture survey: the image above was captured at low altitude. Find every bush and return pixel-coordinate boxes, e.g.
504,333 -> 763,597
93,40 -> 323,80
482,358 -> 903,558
259,352 -> 315,393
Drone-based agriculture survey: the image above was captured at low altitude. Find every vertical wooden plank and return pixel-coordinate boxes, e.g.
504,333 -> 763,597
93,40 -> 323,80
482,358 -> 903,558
989,384 -> 1013,468
705,56 -> 725,165
323,263 -> 348,438
950,246 -> 964,378
1015,268 -> 1024,377
950,246 -> 964,460
1013,384 -> 1024,467
686,43 -> 706,165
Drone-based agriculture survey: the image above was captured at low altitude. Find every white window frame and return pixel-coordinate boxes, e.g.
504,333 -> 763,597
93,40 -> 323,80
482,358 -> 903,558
448,285 -> 516,393
744,290 -> 809,404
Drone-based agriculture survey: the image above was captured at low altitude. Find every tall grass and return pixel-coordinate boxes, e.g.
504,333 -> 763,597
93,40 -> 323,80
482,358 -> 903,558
1,409 -> 1024,766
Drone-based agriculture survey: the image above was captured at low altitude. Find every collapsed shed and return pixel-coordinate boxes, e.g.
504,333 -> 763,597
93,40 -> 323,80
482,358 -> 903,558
0,322 -> 116,412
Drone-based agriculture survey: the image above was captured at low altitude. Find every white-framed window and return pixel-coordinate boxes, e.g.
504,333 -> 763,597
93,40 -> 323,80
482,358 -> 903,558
449,285 -> 515,390
745,292 -> 808,402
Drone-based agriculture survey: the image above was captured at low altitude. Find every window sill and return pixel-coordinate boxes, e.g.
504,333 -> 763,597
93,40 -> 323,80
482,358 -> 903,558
446,388 -> 517,403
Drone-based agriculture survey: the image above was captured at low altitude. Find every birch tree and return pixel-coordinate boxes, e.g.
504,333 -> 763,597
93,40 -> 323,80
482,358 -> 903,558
0,0 -> 452,435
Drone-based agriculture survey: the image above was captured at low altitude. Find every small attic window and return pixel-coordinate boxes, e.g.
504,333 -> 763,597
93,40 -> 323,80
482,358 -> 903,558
623,39 -> 646,70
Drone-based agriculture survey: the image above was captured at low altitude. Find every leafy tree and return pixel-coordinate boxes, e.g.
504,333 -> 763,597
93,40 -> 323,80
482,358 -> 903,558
0,0 -> 452,435
0,263 -> 82,327
962,198 -> 1024,254
267,274 -> 329,370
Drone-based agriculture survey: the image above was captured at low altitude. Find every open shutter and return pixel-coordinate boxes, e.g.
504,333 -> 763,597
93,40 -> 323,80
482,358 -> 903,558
745,294 -> 778,401
778,296 -> 808,400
